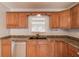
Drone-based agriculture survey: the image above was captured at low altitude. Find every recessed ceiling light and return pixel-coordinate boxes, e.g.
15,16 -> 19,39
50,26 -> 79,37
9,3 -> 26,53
37,14 -> 41,16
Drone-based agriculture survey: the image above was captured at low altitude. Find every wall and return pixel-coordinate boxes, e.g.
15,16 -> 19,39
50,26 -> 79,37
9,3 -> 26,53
0,4 -> 10,37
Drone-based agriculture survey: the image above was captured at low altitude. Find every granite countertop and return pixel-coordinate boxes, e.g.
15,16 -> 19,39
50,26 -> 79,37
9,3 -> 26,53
0,35 -> 79,49
63,38 -> 79,49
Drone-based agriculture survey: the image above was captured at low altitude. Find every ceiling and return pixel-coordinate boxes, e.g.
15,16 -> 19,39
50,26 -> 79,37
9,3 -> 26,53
1,2 -> 79,12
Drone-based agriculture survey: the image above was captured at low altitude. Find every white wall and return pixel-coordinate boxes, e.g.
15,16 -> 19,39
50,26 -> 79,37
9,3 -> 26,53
0,4 -> 10,37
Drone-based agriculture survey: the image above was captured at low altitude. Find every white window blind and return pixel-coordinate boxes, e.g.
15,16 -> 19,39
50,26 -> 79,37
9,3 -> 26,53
30,16 -> 47,32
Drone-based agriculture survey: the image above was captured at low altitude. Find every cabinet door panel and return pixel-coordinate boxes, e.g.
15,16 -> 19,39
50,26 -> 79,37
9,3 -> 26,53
1,39 -> 11,57
71,4 -> 79,28
50,40 -> 55,56
26,44 -> 37,57
26,40 -> 37,57
2,45 -> 11,57
6,13 -> 18,28
37,44 -> 49,57
18,13 -> 27,28
54,41 -> 63,57
60,10 -> 71,29
49,13 -> 60,28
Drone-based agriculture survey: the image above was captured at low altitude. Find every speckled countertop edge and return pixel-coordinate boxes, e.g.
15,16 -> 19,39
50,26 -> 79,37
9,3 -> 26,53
0,35 -> 79,49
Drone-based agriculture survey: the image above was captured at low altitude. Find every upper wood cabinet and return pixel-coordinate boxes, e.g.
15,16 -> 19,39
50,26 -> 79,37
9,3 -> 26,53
6,12 -> 18,28
6,4 -> 79,29
59,10 -> 71,29
49,13 -> 60,28
18,13 -> 28,28
6,12 -> 29,28
70,4 -> 79,29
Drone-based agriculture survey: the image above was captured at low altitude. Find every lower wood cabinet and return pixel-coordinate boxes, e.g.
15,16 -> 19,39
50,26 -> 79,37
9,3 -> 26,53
1,39 -> 11,57
1,38 -> 79,57
26,39 -> 79,57
68,44 -> 79,57
50,40 -> 68,57
26,40 -> 49,57
37,40 -> 49,57
49,40 -> 55,56
54,40 -> 63,57
26,40 -> 37,57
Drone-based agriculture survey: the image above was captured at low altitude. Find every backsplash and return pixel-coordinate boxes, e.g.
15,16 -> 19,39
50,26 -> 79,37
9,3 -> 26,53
10,29 -> 68,35
67,29 -> 79,38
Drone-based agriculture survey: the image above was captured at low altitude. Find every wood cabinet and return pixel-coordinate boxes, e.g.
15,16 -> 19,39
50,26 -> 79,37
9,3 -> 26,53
49,39 -> 55,56
1,39 -> 11,57
70,4 -> 79,28
37,40 -> 49,57
54,40 -> 63,57
26,40 -> 49,57
18,13 -> 28,28
6,12 -> 29,28
49,13 -> 60,28
6,12 -> 18,28
26,40 -> 37,57
61,41 -> 68,56
6,4 -> 79,29
1,38 -> 79,57
50,39 -> 68,57
26,39 -> 79,57
68,44 -> 79,57
59,10 -> 71,29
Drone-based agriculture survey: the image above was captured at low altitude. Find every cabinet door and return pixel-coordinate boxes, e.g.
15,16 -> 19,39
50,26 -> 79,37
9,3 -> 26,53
62,42 -> 68,57
37,40 -> 49,57
37,44 -> 49,57
60,10 -> 71,29
1,39 -> 11,57
49,13 -> 60,28
2,44 -> 11,57
71,4 -> 79,28
18,13 -> 28,28
68,44 -> 79,57
26,40 -> 37,57
50,40 -> 55,56
54,40 -> 63,57
6,12 -> 18,28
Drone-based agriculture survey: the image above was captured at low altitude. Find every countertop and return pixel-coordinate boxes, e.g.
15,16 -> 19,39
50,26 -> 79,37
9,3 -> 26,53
0,35 -> 79,49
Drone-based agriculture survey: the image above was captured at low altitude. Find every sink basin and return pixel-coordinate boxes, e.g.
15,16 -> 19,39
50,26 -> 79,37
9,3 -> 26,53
29,34 -> 47,39
29,36 -> 47,39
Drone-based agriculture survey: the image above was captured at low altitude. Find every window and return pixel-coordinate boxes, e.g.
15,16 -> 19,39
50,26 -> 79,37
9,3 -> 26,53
29,15 -> 49,33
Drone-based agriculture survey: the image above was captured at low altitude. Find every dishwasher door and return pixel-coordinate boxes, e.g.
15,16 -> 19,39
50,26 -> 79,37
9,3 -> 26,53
12,41 -> 26,57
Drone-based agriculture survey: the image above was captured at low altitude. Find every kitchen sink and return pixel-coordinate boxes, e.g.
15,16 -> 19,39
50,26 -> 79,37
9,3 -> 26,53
29,34 -> 47,39
29,36 -> 47,39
